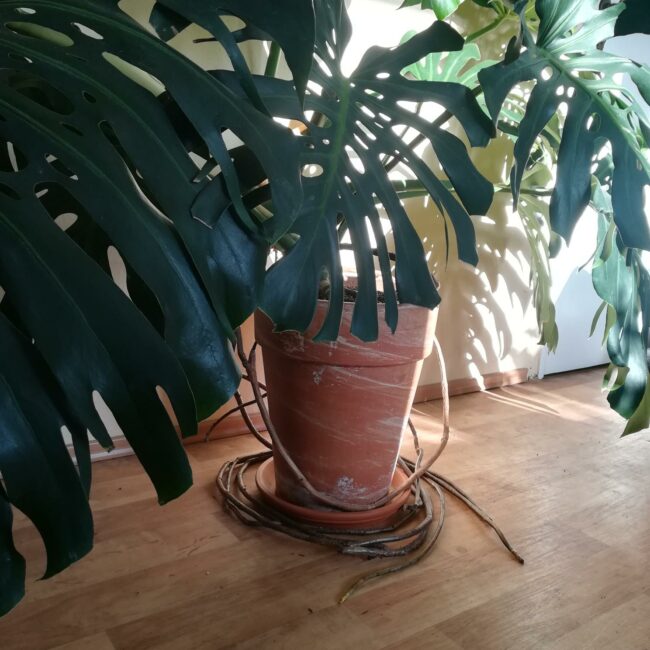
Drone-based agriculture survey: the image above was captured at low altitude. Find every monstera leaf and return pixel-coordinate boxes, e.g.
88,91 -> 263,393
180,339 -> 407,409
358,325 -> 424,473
479,0 -> 650,251
0,0 -> 312,615
402,34 -> 496,86
591,181 -> 650,435
259,6 -> 495,342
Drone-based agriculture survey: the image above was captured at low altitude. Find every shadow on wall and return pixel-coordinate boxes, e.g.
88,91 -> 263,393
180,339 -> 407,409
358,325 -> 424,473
404,190 -> 542,388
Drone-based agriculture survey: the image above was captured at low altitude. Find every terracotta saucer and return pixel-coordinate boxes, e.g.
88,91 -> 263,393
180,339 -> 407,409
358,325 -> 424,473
255,458 -> 411,530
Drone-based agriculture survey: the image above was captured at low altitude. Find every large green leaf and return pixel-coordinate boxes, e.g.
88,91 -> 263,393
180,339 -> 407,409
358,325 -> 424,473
0,193 -> 195,492
591,180 -> 650,434
479,0 -> 650,251
260,6 -> 495,342
0,0 -> 309,614
402,33 -> 496,86
148,0 -> 315,103
400,29 -> 560,350
0,314 -> 93,615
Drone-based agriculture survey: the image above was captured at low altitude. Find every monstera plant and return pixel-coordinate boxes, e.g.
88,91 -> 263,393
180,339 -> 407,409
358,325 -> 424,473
0,0 -> 648,615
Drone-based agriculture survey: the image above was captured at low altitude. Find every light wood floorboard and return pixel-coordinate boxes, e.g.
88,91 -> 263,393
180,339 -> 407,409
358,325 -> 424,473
1,368 -> 649,649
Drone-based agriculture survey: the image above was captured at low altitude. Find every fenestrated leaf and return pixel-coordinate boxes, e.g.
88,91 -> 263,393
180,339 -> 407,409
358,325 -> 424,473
0,0 -> 303,237
148,0 -> 315,104
615,0 -> 650,37
0,315 -> 93,587
0,0 -> 306,416
0,0 -> 310,615
260,7 -> 494,342
479,0 -> 650,251
402,32 -> 496,87
0,193 -> 194,502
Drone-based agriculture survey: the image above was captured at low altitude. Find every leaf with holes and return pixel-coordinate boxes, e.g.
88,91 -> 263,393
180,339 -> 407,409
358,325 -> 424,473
0,0 -> 311,614
402,32 -> 496,87
479,0 -> 650,251
257,8 -> 495,342
0,0 -> 313,415
0,314 -> 93,616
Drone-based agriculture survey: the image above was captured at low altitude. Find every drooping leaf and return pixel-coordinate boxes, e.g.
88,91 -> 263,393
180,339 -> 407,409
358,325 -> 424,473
479,0 -> 650,251
259,7 -> 494,342
149,0 -> 315,103
0,0 -> 310,613
0,314 -> 94,615
0,0 -> 307,417
0,193 -> 194,496
591,179 -> 650,434
515,192 -> 559,350
0,486 -> 24,617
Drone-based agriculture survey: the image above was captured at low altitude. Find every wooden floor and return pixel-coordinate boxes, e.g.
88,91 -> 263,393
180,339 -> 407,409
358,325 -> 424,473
1,367 -> 649,649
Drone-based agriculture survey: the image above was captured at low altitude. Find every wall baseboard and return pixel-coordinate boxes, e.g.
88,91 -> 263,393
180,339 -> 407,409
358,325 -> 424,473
414,368 -> 529,404
78,369 -> 528,463
80,411 -> 267,464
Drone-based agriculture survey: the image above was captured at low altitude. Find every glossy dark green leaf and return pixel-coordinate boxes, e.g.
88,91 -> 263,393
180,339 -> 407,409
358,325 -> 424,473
615,0 -> 650,36
0,0 -> 309,614
260,9 -> 494,342
0,0 -> 309,416
149,0 -> 315,103
0,314 -> 94,615
0,486 -> 24,617
0,193 -> 194,497
479,0 -> 650,250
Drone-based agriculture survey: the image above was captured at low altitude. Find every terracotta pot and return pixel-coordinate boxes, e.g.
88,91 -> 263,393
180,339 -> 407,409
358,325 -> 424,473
254,301 -> 438,510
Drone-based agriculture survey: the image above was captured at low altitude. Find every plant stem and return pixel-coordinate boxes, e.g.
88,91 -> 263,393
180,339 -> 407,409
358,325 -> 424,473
466,13 -> 508,43
496,184 -> 553,197
264,41 -> 281,77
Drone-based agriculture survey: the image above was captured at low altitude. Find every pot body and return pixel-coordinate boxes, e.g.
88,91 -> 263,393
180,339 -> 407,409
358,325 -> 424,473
255,301 -> 437,509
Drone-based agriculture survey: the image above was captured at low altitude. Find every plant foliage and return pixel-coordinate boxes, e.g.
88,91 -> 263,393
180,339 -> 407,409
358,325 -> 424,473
0,0 -> 649,618
259,8 -> 494,342
0,0 -> 313,615
479,0 -> 650,251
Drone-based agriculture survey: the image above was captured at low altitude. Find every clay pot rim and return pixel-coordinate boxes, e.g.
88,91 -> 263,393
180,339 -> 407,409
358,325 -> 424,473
256,458 -> 411,529
255,302 -> 437,367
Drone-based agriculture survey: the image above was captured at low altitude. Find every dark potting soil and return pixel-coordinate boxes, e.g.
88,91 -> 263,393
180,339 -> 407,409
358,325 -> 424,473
318,285 -> 387,303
